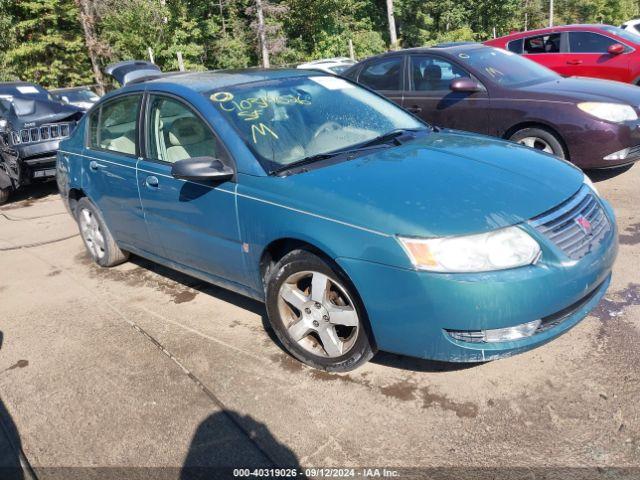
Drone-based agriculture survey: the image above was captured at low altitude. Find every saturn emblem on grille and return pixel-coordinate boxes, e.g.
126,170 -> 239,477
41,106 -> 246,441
575,216 -> 593,235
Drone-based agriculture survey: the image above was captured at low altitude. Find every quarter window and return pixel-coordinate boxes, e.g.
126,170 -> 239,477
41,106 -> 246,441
410,55 -> 470,91
146,95 -> 222,164
88,94 -> 141,155
507,38 -> 524,54
358,57 -> 403,91
523,33 -> 561,54
569,32 -> 618,53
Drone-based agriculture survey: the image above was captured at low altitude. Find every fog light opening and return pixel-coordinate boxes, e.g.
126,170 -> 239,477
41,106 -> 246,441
603,147 -> 630,161
447,319 -> 542,344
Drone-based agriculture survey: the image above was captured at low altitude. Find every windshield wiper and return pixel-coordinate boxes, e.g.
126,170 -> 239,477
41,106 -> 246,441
270,128 -> 428,176
359,127 -> 426,148
270,144 -> 389,176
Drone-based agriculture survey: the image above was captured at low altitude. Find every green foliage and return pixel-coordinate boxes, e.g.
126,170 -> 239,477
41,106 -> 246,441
2,0 -> 640,87
0,0 -> 92,87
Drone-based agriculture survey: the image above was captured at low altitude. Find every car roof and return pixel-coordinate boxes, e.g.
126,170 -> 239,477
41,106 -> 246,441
496,24 -> 622,40
362,43 -> 489,60
141,68 -> 319,92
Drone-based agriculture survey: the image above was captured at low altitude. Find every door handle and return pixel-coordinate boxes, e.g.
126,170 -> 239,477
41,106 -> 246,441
89,160 -> 107,171
407,105 -> 422,113
566,59 -> 583,65
145,176 -> 159,188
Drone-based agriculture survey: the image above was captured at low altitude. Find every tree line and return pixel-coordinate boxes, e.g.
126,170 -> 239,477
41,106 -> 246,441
1,0 -> 639,91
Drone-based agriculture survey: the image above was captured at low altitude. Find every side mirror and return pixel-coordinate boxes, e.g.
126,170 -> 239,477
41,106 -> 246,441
608,43 -> 625,55
450,77 -> 483,93
171,156 -> 234,183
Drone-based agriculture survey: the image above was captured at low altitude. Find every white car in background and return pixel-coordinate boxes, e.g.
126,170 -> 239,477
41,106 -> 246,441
621,19 -> 640,35
297,57 -> 356,75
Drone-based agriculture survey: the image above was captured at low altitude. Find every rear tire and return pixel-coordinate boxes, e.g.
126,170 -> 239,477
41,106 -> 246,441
509,127 -> 566,159
75,197 -> 129,267
265,249 -> 376,372
0,187 -> 10,205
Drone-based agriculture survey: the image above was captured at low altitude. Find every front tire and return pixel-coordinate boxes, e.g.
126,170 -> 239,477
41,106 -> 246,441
509,127 -> 566,159
75,197 -> 129,267
265,249 -> 375,372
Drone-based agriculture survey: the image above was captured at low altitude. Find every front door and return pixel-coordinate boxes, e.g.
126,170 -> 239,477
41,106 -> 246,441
83,93 -> 155,253
402,54 -> 490,134
137,93 -> 246,285
565,31 -> 630,82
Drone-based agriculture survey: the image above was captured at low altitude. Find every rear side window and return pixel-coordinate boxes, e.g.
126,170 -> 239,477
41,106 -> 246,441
358,57 -> 403,91
507,38 -> 524,54
523,33 -> 561,54
569,32 -> 617,53
88,94 -> 141,156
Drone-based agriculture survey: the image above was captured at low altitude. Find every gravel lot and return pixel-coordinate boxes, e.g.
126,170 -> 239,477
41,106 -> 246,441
0,165 -> 639,479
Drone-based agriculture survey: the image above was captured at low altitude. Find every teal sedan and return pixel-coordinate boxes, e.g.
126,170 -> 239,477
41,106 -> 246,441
56,68 -> 618,371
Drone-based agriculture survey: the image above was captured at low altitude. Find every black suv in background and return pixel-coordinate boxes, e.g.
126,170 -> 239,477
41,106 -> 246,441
0,82 -> 82,204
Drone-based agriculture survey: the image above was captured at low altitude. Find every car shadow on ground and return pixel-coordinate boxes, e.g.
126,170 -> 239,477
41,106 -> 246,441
586,163 -> 635,183
0,331 -> 32,480
129,255 -> 482,374
0,181 -> 58,209
180,410 -> 302,479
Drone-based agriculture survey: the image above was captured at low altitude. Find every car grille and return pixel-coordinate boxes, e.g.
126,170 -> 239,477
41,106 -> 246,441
529,185 -> 611,260
11,122 -> 72,145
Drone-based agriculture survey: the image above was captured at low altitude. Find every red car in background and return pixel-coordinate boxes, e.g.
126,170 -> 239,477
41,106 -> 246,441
485,24 -> 640,85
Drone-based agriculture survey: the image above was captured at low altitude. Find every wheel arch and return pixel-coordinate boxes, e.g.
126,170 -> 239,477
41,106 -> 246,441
259,237 -> 335,287
67,187 -> 87,216
503,121 -> 570,159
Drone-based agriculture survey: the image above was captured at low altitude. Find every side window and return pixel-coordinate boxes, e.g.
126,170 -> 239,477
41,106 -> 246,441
410,55 -> 470,92
358,57 -> 403,91
88,94 -> 141,155
523,33 -> 561,54
569,32 -> 617,53
507,38 -> 524,54
146,95 -> 223,164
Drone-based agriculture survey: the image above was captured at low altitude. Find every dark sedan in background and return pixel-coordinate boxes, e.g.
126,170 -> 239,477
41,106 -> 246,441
343,44 -> 640,169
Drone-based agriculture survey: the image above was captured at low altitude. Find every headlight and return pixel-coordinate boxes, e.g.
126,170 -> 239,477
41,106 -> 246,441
398,226 -> 540,272
577,102 -> 638,122
583,173 -> 599,196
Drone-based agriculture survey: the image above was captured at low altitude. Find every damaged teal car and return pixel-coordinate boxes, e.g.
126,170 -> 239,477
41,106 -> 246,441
57,65 -> 618,371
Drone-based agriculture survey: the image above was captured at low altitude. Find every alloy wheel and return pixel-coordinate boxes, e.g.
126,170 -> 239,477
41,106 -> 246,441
79,207 -> 106,260
277,270 -> 360,358
517,136 -> 554,154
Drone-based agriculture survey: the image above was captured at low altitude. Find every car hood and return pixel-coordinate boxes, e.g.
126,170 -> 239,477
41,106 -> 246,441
520,76 -> 640,104
2,97 -> 82,128
257,131 -> 584,237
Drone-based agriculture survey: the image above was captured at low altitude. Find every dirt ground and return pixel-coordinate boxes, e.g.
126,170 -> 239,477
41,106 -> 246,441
0,166 -> 639,479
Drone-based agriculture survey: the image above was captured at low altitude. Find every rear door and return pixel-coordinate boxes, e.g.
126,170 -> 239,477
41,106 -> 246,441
355,55 -> 405,107
82,93 -> 155,253
136,93 -> 246,285
401,54 -> 490,133
521,32 -> 571,76
565,31 -> 630,82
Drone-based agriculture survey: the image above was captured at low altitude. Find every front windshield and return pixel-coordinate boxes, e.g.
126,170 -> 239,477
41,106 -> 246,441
206,75 -> 425,172
457,47 -> 559,87
601,25 -> 640,43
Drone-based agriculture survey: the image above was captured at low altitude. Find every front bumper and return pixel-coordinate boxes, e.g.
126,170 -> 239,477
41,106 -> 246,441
567,119 -> 640,169
337,199 -> 618,362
